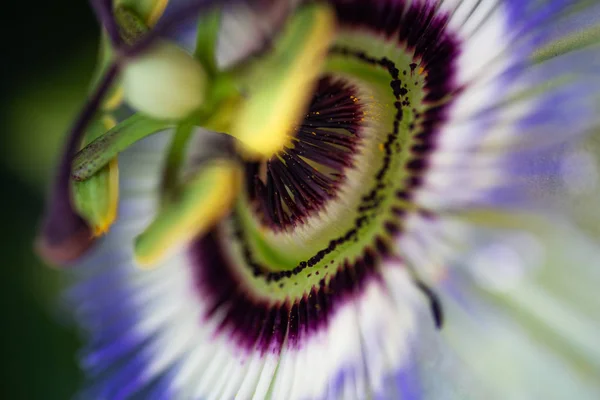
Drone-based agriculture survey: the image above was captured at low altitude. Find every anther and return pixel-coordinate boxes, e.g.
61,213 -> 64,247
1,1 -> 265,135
134,161 -> 241,268
229,3 -> 337,159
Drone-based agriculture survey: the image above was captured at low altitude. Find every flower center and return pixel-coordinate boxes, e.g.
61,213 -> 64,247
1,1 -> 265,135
190,0 -> 459,353
246,76 -> 364,231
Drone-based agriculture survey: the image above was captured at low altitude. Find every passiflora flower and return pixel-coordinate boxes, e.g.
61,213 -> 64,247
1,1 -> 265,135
38,0 -> 600,398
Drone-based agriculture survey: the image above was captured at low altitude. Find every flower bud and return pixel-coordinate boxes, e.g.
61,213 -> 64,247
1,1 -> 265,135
72,116 -> 120,237
122,41 -> 207,120
72,158 -> 120,237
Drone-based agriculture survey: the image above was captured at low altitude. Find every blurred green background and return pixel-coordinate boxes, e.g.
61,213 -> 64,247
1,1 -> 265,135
1,2 -> 99,398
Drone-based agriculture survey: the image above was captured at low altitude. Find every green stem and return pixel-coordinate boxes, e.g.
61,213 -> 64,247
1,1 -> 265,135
72,114 -> 173,181
161,118 -> 196,196
194,8 -> 222,77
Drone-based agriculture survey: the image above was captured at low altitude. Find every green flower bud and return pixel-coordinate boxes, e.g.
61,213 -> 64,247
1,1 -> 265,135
122,41 -> 207,120
72,116 -> 121,237
72,158 -> 120,237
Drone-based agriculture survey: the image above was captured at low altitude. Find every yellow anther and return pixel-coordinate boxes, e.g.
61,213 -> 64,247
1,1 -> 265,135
134,161 -> 241,268
230,4 -> 337,159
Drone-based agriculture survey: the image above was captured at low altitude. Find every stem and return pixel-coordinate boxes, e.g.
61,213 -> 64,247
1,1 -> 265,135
90,0 -> 123,47
161,120 -> 196,196
72,114 -> 173,181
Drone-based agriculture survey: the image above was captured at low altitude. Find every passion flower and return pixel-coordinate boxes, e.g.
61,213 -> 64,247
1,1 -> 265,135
38,0 -> 600,398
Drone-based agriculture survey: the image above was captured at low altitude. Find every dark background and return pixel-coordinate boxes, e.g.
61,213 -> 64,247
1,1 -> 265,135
1,2 -> 99,398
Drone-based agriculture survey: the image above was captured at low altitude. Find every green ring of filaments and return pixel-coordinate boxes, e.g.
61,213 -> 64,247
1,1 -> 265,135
220,31 -> 429,300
